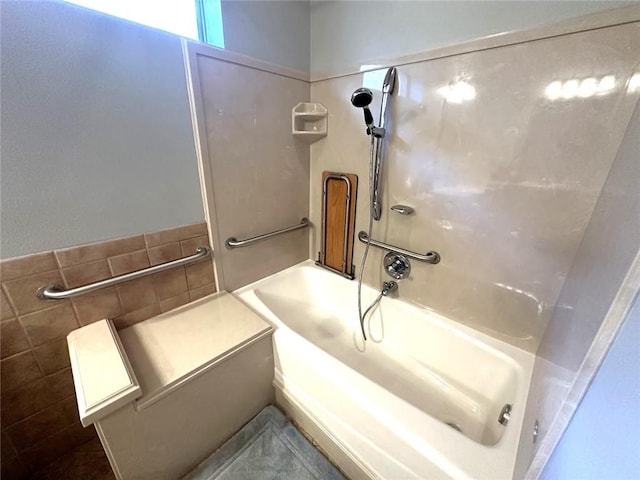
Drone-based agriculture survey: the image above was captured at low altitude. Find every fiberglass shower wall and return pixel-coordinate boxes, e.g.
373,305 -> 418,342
185,43 -> 311,291
515,99 -> 640,479
309,21 -> 640,355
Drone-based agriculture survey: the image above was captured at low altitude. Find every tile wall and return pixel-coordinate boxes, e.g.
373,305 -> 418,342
0,222 -> 215,478
309,21 -> 640,352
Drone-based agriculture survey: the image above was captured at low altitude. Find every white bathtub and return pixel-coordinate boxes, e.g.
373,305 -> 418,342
235,261 -> 534,480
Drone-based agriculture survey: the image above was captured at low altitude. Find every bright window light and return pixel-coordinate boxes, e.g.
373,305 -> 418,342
64,0 -> 224,47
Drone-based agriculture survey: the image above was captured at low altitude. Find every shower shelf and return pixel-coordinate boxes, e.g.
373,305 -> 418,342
292,102 -> 327,144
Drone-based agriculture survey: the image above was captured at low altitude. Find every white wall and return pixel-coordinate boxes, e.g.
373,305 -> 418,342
222,0 -> 310,74
540,295 -> 640,480
0,1 -> 203,258
310,0 -> 637,78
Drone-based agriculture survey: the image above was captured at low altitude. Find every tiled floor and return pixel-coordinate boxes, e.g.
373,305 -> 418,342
30,437 -> 115,480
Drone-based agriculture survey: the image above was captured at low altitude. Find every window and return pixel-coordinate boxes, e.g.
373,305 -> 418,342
195,0 -> 225,48
65,0 -> 224,47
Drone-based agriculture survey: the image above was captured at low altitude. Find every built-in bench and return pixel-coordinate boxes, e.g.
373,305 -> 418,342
67,292 -> 274,479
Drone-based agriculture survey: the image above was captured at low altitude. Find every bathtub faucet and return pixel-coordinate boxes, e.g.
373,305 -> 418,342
382,281 -> 398,296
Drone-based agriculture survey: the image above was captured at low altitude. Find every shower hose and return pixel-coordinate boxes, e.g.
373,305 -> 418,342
357,134 -> 381,341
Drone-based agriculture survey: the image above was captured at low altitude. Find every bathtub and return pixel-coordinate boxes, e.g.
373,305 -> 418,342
235,261 -> 534,479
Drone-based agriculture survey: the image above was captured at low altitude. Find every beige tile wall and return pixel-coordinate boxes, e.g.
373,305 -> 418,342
0,222 -> 215,479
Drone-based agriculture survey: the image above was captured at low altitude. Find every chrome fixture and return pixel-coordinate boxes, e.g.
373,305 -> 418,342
498,403 -> 512,426
382,280 -> 398,296
359,280 -> 398,340
355,67 -> 398,343
350,67 -> 397,221
358,231 -> 441,264
37,246 -> 211,300
384,253 -> 411,280
371,67 -> 397,220
225,218 -> 309,249
391,205 -> 414,215
350,88 -> 379,136
533,420 -> 539,443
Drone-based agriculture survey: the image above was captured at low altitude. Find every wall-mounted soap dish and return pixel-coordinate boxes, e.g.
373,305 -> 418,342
292,102 -> 327,144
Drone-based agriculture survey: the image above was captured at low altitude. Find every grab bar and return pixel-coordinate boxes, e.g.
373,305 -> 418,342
37,246 -> 212,300
357,231 -> 440,264
225,218 -> 309,249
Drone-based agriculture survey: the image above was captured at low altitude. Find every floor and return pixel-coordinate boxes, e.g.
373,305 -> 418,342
30,436 -> 115,480
29,406 -> 340,480
185,406 -> 345,480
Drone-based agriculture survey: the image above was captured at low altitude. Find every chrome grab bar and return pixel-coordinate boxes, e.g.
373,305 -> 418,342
225,218 -> 309,249
37,246 -> 212,300
357,231 -> 440,264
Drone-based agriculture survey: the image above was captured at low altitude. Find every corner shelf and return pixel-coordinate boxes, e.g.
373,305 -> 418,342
292,102 -> 327,144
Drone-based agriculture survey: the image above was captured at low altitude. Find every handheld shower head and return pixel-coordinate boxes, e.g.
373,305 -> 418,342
351,87 -> 373,107
351,87 -> 375,131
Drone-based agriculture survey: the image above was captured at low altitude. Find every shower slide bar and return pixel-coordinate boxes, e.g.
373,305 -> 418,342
357,231 -> 441,264
225,218 -> 309,249
36,246 -> 212,300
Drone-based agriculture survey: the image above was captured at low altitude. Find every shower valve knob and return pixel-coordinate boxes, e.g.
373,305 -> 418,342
384,253 -> 411,279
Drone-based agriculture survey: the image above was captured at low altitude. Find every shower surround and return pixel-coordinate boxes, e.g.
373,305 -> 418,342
309,21 -> 640,354
185,44 -> 311,292
158,7 -> 640,480
186,8 -> 640,479
305,11 -> 640,477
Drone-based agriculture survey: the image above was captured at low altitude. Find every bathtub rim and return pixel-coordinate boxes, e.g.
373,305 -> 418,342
234,259 -> 534,367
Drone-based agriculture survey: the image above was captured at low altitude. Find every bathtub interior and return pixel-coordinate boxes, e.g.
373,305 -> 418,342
252,264 -> 519,446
